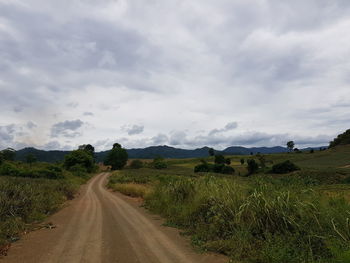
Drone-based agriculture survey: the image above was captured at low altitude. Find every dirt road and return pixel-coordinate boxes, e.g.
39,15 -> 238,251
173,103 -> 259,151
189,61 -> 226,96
1,173 -> 228,263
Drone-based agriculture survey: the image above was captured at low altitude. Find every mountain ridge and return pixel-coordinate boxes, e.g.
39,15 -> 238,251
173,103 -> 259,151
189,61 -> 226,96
12,145 -> 326,163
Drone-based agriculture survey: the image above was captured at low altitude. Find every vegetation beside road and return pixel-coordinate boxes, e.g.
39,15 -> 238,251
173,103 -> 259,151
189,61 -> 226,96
109,144 -> 350,263
0,145 -> 98,255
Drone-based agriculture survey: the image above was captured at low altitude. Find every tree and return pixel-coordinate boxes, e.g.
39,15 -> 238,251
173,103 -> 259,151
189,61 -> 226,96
151,156 -> 168,169
79,144 -> 95,156
208,148 -> 215,156
214,154 -> 226,164
287,141 -> 295,152
247,159 -> 259,175
104,143 -> 128,170
64,150 -> 94,172
225,158 -> 231,165
329,129 -> 350,148
310,149 -> 314,154
25,153 -> 37,166
256,154 -> 266,169
240,158 -> 245,165
1,148 -> 16,161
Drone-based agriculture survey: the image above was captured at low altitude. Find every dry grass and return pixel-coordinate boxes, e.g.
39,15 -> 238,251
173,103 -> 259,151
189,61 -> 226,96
110,183 -> 153,198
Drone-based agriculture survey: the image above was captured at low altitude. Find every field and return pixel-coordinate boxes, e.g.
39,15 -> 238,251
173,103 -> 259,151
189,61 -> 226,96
108,145 -> 350,263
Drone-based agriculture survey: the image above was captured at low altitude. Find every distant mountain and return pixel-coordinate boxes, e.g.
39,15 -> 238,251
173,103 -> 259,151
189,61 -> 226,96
15,147 -> 70,163
14,145 -> 296,163
223,146 -> 288,155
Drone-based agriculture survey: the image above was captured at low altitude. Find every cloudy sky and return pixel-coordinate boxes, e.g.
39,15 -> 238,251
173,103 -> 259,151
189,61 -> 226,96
0,0 -> 349,151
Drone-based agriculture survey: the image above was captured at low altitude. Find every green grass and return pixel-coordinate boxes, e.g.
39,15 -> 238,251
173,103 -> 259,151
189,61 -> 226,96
108,145 -> 350,262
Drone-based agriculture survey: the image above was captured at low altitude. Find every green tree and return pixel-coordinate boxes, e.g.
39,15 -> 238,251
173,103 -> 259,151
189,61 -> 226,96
79,144 -> 95,156
240,158 -> 245,165
287,141 -> 295,152
247,159 -> 259,175
208,148 -> 215,156
1,148 -> 16,161
104,143 -> 128,170
25,153 -> 37,166
214,154 -> 226,164
64,150 -> 94,172
225,158 -> 231,165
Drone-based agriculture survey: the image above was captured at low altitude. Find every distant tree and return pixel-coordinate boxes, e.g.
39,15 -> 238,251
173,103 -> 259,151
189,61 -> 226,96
0,152 -> 3,165
113,143 -> 122,149
294,148 -> 301,153
247,159 -> 259,175
25,153 -> 37,166
329,129 -> 350,148
208,148 -> 215,156
1,148 -> 16,161
64,150 -> 94,172
310,149 -> 314,154
104,143 -> 128,170
79,144 -> 95,156
225,158 -> 231,165
214,155 -> 226,164
287,141 -> 295,152
240,158 -> 245,165
256,154 -> 266,169
250,152 -> 253,155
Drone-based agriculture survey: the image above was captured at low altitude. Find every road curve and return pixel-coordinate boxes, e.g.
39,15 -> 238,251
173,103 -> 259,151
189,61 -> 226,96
1,173 -> 228,263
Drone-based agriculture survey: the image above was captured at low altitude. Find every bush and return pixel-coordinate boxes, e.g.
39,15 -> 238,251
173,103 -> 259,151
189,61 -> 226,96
214,155 -> 226,164
150,156 -> 168,169
129,159 -> 143,169
221,165 -> 235,174
194,163 -> 210,173
64,150 -> 94,173
247,159 -> 259,175
272,160 -> 300,174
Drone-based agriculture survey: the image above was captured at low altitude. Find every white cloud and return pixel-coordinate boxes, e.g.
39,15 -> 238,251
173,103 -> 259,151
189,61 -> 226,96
0,0 -> 349,150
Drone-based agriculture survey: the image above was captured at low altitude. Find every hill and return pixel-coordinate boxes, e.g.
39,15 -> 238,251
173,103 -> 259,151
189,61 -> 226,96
329,129 -> 350,148
14,145 -> 326,163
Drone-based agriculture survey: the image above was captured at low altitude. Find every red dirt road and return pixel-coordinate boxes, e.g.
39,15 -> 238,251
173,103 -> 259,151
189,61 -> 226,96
1,173 -> 228,263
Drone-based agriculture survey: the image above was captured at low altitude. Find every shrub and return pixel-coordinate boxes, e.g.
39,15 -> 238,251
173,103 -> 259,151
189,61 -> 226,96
247,159 -> 259,175
64,150 -> 94,173
194,163 -> 210,173
272,160 -> 300,174
151,156 -> 168,169
129,159 -> 143,169
221,165 -> 235,174
214,155 -> 226,164
240,158 -> 245,165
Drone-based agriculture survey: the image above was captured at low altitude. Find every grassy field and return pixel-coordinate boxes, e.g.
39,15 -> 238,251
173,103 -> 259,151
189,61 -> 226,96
0,160 -> 95,255
108,145 -> 350,263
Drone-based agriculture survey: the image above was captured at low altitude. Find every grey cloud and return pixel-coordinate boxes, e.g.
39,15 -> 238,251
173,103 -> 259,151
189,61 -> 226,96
151,133 -> 169,145
125,125 -> 144,135
209,122 -> 238,135
26,121 -> 37,129
83,112 -> 94,116
51,119 -> 84,138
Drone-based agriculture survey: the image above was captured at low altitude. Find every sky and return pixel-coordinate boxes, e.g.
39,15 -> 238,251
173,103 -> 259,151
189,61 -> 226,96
0,0 -> 349,151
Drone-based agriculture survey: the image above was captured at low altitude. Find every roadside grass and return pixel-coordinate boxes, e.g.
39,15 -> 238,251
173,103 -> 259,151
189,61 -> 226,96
0,161 -> 95,254
108,146 -> 350,262
109,183 -> 152,198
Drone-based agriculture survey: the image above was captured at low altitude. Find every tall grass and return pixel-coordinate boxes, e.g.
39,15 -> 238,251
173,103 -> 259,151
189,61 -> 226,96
145,176 -> 350,262
0,176 -> 78,248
